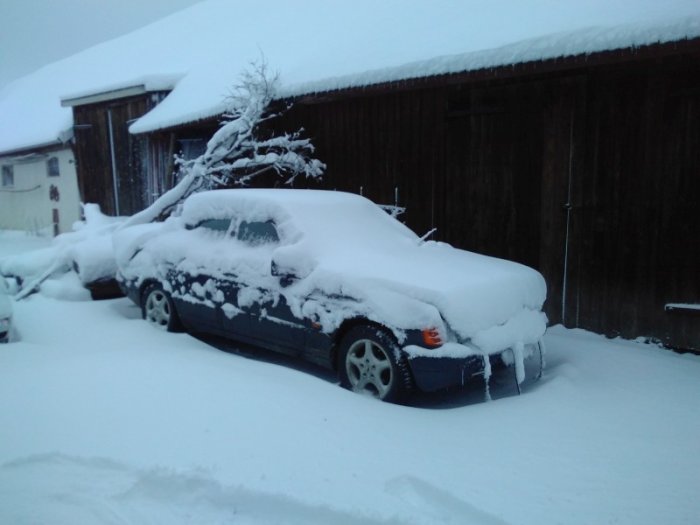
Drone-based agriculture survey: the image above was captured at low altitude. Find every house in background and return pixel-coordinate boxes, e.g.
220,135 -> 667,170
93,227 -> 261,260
0,0 -> 698,351
0,140 -> 80,235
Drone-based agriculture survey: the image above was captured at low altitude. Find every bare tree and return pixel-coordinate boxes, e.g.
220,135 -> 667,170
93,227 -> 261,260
122,60 -> 325,228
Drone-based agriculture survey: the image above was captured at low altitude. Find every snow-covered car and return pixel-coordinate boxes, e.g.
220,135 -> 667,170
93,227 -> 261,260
0,204 -> 124,300
115,189 -> 547,402
0,278 -> 12,343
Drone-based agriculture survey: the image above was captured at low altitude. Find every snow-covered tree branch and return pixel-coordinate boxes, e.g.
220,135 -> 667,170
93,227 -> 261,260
122,60 -> 325,227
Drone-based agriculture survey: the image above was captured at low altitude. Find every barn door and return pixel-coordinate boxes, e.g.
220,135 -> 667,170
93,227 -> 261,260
567,66 -> 700,350
444,83 -> 544,273
539,78 -> 587,327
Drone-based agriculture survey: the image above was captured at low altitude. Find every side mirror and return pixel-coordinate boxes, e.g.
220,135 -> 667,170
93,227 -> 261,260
270,246 -> 316,288
271,260 -> 298,288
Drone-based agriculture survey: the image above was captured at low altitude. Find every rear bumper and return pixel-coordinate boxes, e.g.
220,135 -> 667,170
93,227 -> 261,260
85,278 -> 124,300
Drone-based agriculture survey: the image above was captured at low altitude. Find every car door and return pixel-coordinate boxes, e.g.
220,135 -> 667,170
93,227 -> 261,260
231,219 -> 307,354
171,218 -> 248,337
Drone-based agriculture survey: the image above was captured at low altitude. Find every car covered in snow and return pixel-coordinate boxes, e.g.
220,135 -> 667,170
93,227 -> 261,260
0,204 -> 124,300
115,189 -> 547,402
0,278 -> 12,343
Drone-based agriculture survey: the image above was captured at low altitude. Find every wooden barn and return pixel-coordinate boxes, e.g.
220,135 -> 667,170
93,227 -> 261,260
63,28 -> 700,352
276,39 -> 700,352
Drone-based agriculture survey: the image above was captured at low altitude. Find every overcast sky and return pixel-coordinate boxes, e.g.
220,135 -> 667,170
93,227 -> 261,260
0,0 -> 202,89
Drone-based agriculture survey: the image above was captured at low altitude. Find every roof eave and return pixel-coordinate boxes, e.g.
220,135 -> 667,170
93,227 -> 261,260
129,35 -> 700,135
61,85 -> 150,107
0,139 -> 71,158
291,36 -> 700,104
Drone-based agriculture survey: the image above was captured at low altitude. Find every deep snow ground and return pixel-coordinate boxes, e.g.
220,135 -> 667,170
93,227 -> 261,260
0,232 -> 699,524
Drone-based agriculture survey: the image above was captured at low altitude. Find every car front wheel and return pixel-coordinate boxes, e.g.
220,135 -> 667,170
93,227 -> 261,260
142,284 -> 182,332
338,325 -> 413,403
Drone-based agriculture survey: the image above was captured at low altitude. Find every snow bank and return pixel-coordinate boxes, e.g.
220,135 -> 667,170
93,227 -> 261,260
0,453 -> 381,525
1,285 -> 699,525
2,0 -> 699,153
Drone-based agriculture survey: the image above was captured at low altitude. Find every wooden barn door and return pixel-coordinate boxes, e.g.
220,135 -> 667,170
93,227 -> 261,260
443,78 -> 587,328
539,78 -> 587,327
567,63 -> 700,350
107,99 -> 149,216
443,83 -> 544,284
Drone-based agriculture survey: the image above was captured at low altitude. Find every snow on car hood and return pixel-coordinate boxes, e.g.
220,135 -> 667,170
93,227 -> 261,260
290,233 -> 547,350
196,189 -> 547,350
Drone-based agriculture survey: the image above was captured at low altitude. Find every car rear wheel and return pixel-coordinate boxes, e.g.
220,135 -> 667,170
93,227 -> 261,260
338,325 -> 413,403
142,284 -> 182,332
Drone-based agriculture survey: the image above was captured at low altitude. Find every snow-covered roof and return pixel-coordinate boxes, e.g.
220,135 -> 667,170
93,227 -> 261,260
1,0 -> 699,154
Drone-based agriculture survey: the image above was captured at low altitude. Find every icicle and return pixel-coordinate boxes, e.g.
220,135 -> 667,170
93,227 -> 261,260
537,339 -> 547,380
513,342 -> 526,385
482,354 -> 492,402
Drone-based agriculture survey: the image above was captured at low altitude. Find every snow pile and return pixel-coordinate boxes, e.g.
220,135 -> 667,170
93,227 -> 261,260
0,205 -> 124,299
116,189 -> 547,354
0,277 -> 699,525
1,0 -> 699,153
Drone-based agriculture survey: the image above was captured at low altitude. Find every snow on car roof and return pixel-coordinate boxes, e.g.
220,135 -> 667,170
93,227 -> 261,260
182,189 -> 417,245
1,0 -> 699,154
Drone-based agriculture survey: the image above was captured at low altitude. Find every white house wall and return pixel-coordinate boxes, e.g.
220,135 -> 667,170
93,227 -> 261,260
0,147 -> 80,235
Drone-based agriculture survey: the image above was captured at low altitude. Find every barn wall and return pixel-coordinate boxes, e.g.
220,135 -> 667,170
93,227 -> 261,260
117,48 -> 697,351
567,57 -> 700,350
276,50 -> 699,351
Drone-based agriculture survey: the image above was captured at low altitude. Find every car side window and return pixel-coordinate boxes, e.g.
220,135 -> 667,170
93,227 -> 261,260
195,218 -> 231,233
236,220 -> 279,246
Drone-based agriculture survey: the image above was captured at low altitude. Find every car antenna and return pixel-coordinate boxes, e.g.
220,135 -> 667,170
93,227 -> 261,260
418,228 -> 437,244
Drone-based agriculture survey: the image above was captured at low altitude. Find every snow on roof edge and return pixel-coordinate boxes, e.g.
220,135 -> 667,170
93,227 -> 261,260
129,14 -> 700,135
0,128 -> 74,158
280,16 -> 700,99
60,73 -> 183,105
129,99 -> 229,135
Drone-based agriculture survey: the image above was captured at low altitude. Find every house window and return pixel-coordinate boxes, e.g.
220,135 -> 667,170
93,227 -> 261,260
1,165 -> 13,187
178,138 -> 207,160
47,157 -> 60,177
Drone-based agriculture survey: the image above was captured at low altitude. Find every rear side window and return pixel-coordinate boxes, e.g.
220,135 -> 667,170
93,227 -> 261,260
237,220 -> 279,246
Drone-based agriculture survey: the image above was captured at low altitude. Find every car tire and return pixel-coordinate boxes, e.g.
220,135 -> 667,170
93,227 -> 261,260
338,325 -> 413,403
142,283 -> 182,332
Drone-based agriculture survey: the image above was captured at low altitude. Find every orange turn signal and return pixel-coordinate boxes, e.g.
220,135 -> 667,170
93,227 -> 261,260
422,328 -> 443,347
